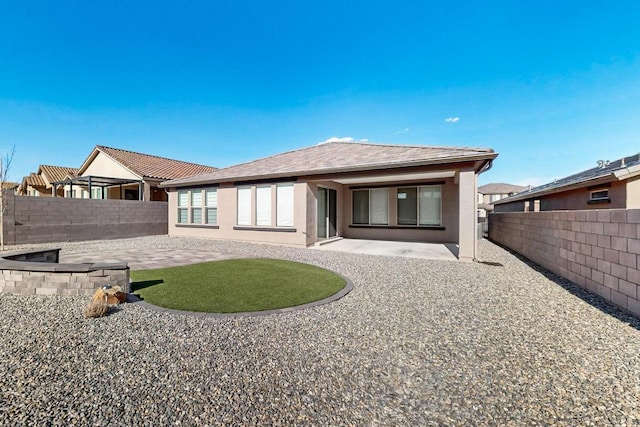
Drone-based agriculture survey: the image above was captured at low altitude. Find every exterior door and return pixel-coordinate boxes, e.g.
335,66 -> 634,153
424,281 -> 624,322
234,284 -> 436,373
317,187 -> 337,239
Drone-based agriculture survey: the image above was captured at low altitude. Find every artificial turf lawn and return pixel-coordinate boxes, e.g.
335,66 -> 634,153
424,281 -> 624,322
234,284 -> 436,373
130,258 -> 346,313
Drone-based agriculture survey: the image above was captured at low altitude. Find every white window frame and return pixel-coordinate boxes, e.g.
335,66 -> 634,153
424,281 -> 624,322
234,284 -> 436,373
237,187 -> 252,226
191,189 -> 203,224
177,190 -> 189,224
255,185 -> 272,226
205,188 -> 218,225
276,183 -> 295,227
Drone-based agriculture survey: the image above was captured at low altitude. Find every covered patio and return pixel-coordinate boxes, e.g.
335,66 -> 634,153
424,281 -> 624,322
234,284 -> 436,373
311,238 -> 459,260
52,175 -> 144,200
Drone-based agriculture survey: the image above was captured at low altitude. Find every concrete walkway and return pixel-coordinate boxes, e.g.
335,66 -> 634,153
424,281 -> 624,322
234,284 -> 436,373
311,238 -> 459,261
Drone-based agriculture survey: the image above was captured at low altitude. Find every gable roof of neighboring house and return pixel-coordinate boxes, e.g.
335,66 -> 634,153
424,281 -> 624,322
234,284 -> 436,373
78,146 -> 218,181
495,153 -> 640,204
2,182 -> 19,190
162,141 -> 497,187
37,165 -> 80,186
478,183 -> 528,195
24,173 -> 46,187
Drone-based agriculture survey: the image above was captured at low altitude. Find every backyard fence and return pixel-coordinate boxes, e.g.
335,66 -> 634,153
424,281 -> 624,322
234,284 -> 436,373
2,193 -> 168,246
489,209 -> 640,317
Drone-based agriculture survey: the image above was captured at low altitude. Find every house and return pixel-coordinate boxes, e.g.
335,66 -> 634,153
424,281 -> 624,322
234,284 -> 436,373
2,182 -> 19,194
17,173 -> 47,197
17,165 -> 80,197
477,183 -> 528,217
160,141 -> 498,261
494,154 -> 640,212
52,146 -> 218,201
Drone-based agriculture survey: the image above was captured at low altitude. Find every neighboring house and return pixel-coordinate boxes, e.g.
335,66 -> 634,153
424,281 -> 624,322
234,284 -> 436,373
2,182 -> 19,194
52,146 -> 218,201
17,173 -> 47,197
494,153 -> 640,212
477,183 -> 528,217
160,141 -> 498,261
18,165 -> 81,197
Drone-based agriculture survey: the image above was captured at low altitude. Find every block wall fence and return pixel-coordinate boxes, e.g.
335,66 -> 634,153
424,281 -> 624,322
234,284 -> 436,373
2,193 -> 167,245
489,209 -> 640,317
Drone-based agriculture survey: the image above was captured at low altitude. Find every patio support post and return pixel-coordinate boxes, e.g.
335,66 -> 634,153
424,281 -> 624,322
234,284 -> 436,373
88,176 -> 92,199
457,168 -> 477,262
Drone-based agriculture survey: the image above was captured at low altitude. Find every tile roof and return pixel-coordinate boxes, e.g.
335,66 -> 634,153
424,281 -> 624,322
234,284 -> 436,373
478,183 -> 528,195
25,173 -> 46,187
496,153 -> 640,204
163,141 -> 497,187
2,182 -> 19,190
90,146 -> 218,180
38,165 -> 80,184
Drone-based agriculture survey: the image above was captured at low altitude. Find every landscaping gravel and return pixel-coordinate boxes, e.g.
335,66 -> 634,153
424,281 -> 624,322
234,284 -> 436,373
1,236 -> 639,425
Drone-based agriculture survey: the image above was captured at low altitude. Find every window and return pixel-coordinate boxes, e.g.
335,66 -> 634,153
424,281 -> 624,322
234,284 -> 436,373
237,187 -> 251,226
176,188 -> 218,225
352,189 -> 388,225
91,187 -> 103,199
65,189 -> 77,198
177,190 -> 188,224
398,186 -> 441,226
489,194 -> 502,202
276,184 -> 294,227
590,189 -> 609,201
205,188 -> 217,224
191,190 -> 203,224
256,186 -> 271,226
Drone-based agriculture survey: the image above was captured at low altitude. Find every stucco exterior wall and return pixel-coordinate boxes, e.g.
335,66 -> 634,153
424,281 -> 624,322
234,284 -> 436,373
167,182 -> 310,246
626,177 -> 640,209
489,209 -> 640,317
539,180 -> 627,211
83,152 -> 140,180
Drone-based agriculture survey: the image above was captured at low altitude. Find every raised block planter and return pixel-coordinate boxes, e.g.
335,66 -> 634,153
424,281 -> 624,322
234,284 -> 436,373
0,248 -> 130,297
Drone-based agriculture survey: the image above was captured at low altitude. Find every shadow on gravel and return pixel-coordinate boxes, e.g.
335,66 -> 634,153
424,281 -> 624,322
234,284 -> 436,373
489,241 -> 640,331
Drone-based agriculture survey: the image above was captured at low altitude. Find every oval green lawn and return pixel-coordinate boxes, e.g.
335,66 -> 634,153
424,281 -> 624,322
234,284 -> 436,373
130,258 -> 346,313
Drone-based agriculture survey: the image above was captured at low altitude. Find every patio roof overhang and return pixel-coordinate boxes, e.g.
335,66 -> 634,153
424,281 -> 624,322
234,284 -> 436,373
51,175 -> 144,200
52,175 -> 142,188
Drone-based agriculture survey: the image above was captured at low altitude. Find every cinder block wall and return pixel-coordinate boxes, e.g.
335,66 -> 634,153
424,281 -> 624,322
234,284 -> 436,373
2,193 -> 168,245
0,267 -> 130,297
489,209 -> 640,317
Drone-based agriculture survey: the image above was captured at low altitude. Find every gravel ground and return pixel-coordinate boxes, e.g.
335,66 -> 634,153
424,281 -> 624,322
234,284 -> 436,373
1,236 -> 639,426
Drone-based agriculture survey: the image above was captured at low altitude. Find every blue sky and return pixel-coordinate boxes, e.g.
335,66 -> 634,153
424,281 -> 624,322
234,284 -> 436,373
1,1 -> 639,186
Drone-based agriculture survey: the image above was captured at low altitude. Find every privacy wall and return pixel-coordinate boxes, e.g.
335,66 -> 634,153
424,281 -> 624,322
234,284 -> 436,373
2,193 -> 167,245
489,209 -> 640,317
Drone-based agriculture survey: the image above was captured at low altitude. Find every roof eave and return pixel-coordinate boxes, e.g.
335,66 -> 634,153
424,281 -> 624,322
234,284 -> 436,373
494,174 -> 615,204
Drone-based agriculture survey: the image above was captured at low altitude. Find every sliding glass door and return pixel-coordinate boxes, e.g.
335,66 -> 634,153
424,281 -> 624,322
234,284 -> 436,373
317,187 -> 337,239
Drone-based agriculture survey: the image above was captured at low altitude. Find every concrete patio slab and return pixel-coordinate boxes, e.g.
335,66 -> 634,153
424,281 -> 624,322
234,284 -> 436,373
310,238 -> 459,261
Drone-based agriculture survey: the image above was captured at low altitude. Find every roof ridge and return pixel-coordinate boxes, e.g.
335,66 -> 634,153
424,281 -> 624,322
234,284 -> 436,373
96,145 -> 216,168
328,141 -> 495,153
39,164 -> 79,170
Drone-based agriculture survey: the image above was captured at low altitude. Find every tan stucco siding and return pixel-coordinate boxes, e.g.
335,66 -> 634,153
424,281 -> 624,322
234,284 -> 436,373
626,176 -> 640,209
82,152 -> 140,180
167,182 -> 309,246
539,180 -> 626,210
